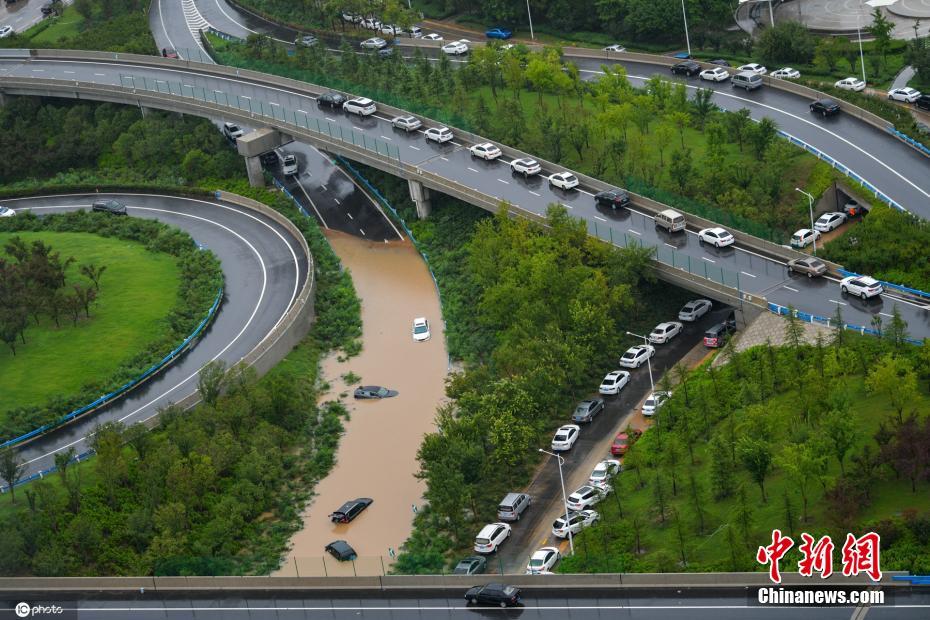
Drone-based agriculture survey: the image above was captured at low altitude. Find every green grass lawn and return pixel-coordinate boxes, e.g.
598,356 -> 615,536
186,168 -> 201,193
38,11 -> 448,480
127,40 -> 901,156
559,374 -> 930,573
24,5 -> 86,44
0,232 -> 180,420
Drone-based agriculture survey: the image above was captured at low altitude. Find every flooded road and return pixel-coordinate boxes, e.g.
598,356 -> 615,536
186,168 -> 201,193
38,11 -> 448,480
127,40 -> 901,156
277,232 -> 448,577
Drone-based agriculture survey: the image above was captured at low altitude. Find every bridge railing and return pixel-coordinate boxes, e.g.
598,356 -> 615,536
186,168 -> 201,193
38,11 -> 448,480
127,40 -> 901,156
766,302 -> 925,346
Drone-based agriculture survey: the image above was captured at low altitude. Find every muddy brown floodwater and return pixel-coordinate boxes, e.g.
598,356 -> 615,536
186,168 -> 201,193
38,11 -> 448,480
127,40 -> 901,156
277,231 -> 449,577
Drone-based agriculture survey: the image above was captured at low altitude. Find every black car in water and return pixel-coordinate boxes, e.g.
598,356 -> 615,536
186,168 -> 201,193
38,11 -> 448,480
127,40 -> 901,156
594,189 -> 630,209
318,92 -> 348,108
810,98 -> 841,117
259,151 -> 280,168
325,540 -> 357,561
329,498 -> 373,523
92,199 -> 127,215
353,386 -> 398,399
465,583 -> 521,607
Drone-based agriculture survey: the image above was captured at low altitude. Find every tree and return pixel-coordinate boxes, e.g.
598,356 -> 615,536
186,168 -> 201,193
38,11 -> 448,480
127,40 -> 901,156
72,283 -> 97,318
739,436 -> 773,502
867,8 -> 895,64
709,432 -> 736,499
814,37 -> 841,72
653,122 -> 675,167
666,111 -> 690,149
884,304 -> 909,350
750,118 -> 778,160
198,360 -> 228,407
688,471 -> 707,534
690,88 -> 716,129
822,408 -> 856,475
726,108 -> 752,153
0,446 -> 24,504
784,305 -> 805,352
756,20 -> 815,65
776,442 -> 825,522
866,354 -> 918,423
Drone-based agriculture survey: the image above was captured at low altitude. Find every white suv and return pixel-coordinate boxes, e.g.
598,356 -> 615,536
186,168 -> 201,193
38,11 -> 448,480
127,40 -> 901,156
511,157 -> 541,176
343,97 -> 377,116
840,275 -> 883,299
566,484 -> 610,511
425,126 -> 454,143
474,522 -> 511,553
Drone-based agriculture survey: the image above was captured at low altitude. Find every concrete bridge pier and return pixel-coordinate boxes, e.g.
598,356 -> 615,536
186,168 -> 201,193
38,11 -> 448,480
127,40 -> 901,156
408,179 -> 431,219
245,155 -> 265,187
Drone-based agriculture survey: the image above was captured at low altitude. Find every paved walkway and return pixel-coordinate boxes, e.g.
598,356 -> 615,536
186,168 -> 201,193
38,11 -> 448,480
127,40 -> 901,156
892,65 -> 917,90
775,1 -> 930,38
714,311 -> 832,366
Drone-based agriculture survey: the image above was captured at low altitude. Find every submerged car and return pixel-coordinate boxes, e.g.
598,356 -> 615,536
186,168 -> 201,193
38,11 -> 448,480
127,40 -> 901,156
412,317 -> 431,341
329,498 -> 373,523
324,540 -> 357,561
353,386 -> 398,399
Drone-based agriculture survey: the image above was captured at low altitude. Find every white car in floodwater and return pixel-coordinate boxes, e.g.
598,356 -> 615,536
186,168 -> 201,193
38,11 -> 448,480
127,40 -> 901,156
412,317 -> 431,341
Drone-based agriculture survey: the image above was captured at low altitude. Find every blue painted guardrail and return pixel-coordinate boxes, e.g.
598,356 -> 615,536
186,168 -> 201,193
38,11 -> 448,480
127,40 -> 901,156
766,302 -> 924,346
892,575 -> 930,585
777,129 -> 906,213
0,287 -> 225,451
887,126 -> 930,159
835,268 -> 930,303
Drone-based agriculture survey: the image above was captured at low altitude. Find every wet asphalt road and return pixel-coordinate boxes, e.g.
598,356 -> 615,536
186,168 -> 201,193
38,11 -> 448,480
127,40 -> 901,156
2,193 -> 307,480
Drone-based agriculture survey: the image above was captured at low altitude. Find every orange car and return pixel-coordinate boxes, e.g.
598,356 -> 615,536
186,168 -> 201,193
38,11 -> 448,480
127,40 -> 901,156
610,429 -> 643,457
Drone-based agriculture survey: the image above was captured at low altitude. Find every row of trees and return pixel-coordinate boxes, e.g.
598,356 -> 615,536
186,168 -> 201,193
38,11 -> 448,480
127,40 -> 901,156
560,307 -> 930,573
231,36 -> 816,236
0,237 -> 105,355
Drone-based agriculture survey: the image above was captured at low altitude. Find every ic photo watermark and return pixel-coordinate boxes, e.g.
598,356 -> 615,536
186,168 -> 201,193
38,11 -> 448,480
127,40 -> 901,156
3,602 -> 70,620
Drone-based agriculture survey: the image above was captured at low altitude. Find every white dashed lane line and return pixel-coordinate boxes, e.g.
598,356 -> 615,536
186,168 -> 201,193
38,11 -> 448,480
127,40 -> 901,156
829,299 -> 847,306
628,229 -> 641,236
783,285 -> 799,293
741,271 -> 757,278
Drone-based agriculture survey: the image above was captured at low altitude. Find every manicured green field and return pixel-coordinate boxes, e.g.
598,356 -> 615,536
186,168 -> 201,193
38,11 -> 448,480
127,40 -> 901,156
0,232 -> 180,418
26,5 -> 86,44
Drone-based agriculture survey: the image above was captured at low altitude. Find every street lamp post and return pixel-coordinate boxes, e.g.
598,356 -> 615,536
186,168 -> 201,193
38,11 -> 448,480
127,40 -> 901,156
626,332 -> 655,392
795,187 -> 817,255
680,0 -> 691,57
856,1 -> 868,85
526,0 -> 535,40
539,449 -> 573,555
768,0 -> 775,26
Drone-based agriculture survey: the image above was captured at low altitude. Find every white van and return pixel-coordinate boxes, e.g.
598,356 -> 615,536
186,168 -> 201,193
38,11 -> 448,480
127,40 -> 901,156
655,209 -> 686,233
408,26 -> 423,38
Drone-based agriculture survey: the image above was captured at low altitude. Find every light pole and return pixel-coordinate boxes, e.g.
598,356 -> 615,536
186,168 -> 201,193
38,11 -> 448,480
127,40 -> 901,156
856,1 -> 868,85
680,0 -> 691,57
539,449 -> 573,555
795,188 -> 817,255
526,0 -> 535,40
626,332 -> 655,392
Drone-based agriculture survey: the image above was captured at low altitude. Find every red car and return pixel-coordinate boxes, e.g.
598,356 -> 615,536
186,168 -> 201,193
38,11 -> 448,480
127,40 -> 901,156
843,199 -> 867,218
610,429 -> 642,457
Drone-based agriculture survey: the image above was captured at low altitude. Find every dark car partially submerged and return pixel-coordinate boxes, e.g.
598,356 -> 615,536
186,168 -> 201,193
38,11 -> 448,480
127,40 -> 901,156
329,498 -> 373,523
353,386 -> 398,399
465,583 -> 521,607
325,540 -> 357,561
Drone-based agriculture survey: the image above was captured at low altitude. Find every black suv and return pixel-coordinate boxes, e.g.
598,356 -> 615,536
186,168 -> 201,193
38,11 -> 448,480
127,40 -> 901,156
810,98 -> 840,117
318,92 -> 348,108
92,199 -> 127,215
595,189 -> 630,209
571,399 -> 605,424
329,498 -> 373,523
709,59 -> 731,66
259,151 -> 279,168
916,94 -> 930,112
671,61 -> 701,76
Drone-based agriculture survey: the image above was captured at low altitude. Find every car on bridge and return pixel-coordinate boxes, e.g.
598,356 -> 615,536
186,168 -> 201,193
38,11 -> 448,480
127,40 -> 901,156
361,37 -> 387,50
343,97 -> 377,116
603,44 -> 626,52
548,171 -> 579,191
92,199 -> 127,215
698,226 -> 735,248
571,399 -> 605,424
329,498 -> 373,523
787,256 -> 828,278
840,275 -> 883,299
525,547 -> 560,574
771,67 -> 801,79
588,460 -> 621,486
425,126 -> 454,143
464,583 -> 521,607
453,556 -> 487,575
649,321 -> 683,344
470,142 -> 502,160
551,424 -> 581,451
318,92 -> 348,108
810,98 -> 841,117
473,522 -> 512,553
678,298 -> 712,322
552,510 -> 599,538
511,157 -> 541,176
699,67 -> 730,82
619,344 -> 654,368
790,228 -> 820,249
391,115 -> 422,132
598,370 -> 630,395
485,27 -> 513,39
814,211 -> 846,232
595,188 -> 630,209
642,391 -> 671,416
889,87 -> 922,103
738,63 -> 767,75
0,206 -> 15,218
835,77 -> 866,92
442,40 -> 469,55
670,60 -> 701,76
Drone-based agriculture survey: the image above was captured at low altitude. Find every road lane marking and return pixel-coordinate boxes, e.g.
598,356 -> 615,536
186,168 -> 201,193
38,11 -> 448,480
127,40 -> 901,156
665,243 -> 676,249
297,109 -> 307,113
701,257 -> 715,263
380,135 -> 392,141
829,299 -> 847,306
497,178 -> 510,184
468,167 -> 479,172
594,216 -> 607,222
529,191 -> 541,197
320,185 -> 327,191
783,285 -> 799,292
352,125 -> 364,131
334,198 -> 341,205
409,145 -> 421,151
440,156 -> 449,161
740,271 -> 757,278
628,229 -> 641,236
879,311 -> 893,317
346,212 -> 353,220
296,180 -> 329,229
561,202 -> 573,209
360,228 -> 366,236
325,117 -> 336,122
270,101 -> 279,106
